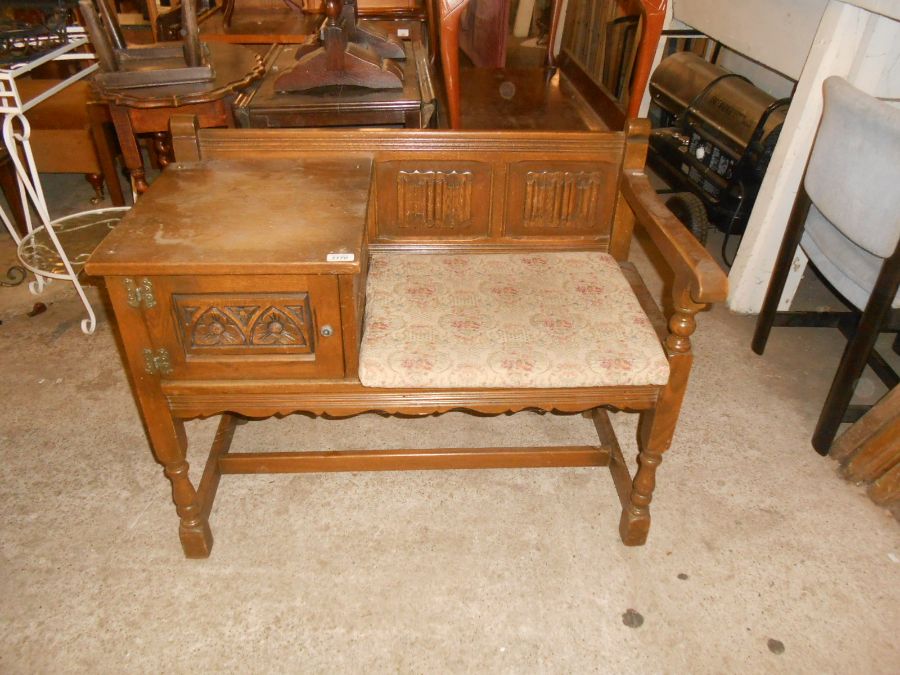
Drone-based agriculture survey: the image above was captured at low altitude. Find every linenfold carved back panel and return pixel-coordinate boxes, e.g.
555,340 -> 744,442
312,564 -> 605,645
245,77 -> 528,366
181,128 -> 638,252
371,153 -> 619,246
373,155 -> 619,246
375,161 -> 492,240
505,161 -> 617,237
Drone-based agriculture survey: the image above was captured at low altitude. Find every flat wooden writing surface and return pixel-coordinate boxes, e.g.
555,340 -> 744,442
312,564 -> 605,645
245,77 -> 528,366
86,157 -> 373,276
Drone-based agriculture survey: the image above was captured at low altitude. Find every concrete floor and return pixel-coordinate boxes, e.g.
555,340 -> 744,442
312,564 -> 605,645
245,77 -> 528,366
0,173 -> 898,673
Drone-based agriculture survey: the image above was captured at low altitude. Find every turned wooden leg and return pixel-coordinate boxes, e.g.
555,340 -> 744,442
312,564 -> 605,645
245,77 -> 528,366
109,104 -> 150,195
621,289 -> 699,546
163,454 -> 213,558
153,132 -> 172,168
104,281 -> 213,557
145,409 -> 212,557
132,169 -> 149,194
87,101 -> 126,206
130,398 -> 212,557
619,441 -> 662,545
85,173 -> 104,204
621,401 -> 676,545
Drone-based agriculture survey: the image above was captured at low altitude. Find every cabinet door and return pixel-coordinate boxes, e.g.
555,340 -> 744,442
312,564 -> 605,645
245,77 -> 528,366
140,275 -> 344,380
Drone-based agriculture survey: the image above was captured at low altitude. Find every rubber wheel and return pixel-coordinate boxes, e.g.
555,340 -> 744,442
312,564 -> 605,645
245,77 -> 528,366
665,192 -> 711,245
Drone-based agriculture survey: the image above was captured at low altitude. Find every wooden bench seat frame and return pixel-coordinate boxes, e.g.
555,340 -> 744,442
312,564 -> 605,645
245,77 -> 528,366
103,120 -> 726,557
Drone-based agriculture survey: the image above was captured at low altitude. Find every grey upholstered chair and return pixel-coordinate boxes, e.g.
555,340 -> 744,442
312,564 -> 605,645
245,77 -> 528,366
752,76 -> 900,455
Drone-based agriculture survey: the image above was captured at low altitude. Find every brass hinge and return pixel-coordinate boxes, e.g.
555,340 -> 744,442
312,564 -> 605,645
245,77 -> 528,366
143,348 -> 172,376
124,277 -> 157,309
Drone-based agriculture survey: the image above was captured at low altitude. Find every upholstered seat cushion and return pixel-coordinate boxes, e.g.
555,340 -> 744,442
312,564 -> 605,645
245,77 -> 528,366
358,252 -> 670,389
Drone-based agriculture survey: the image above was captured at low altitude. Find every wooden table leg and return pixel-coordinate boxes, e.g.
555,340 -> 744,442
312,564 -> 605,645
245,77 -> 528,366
153,132 -> 173,168
109,104 -> 149,195
87,101 -> 126,207
106,281 -> 213,557
85,173 -> 104,204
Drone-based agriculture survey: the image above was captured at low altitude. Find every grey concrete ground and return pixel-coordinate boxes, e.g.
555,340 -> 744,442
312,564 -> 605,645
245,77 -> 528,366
0,175 -> 897,673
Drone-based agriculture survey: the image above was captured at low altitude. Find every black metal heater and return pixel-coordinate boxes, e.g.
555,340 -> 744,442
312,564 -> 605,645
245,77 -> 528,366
647,51 -> 790,256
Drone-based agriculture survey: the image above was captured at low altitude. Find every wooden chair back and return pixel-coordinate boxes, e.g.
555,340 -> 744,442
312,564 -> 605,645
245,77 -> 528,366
436,0 -> 470,129
553,0 -> 666,127
171,118 -> 650,259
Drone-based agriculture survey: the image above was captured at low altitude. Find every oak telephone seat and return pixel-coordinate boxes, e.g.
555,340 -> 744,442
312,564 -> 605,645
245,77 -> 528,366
85,118 -> 727,557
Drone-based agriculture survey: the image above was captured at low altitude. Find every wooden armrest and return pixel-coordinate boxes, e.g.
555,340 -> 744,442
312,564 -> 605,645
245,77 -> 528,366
621,170 -> 728,305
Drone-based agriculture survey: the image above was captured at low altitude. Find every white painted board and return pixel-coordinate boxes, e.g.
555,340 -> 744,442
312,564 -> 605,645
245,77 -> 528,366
672,0 -> 828,78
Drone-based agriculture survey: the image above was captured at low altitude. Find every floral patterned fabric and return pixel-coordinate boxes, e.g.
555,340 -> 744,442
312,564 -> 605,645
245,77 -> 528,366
358,252 -> 670,389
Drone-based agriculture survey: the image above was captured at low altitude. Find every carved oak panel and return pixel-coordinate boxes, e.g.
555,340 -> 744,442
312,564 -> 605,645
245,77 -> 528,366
174,293 -> 313,356
504,161 -> 617,238
140,275 -> 345,381
397,170 -> 472,229
375,160 -> 491,240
